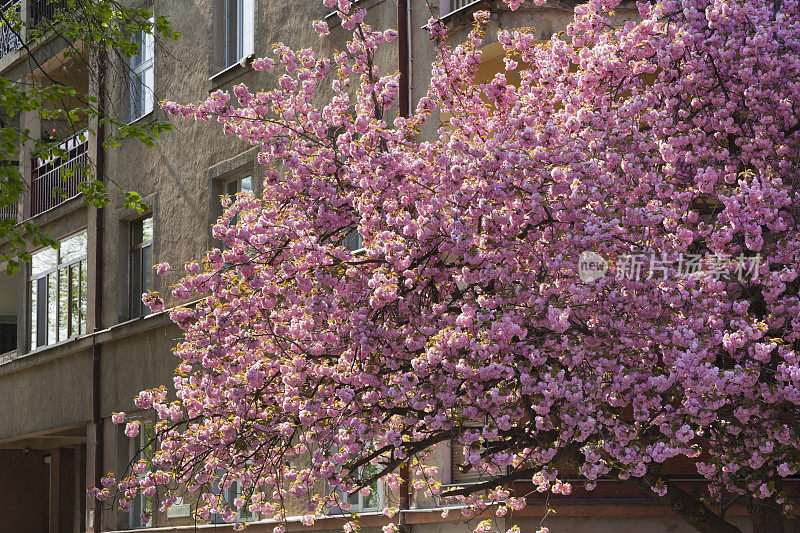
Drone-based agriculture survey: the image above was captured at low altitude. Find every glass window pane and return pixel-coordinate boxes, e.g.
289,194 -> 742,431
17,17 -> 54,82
60,231 -> 87,263
129,72 -> 143,121
364,482 -> 379,509
132,220 -> 144,245
131,248 -> 142,318
142,244 -> 152,291
47,274 -> 57,345
31,247 -> 56,276
225,0 -> 239,67
130,29 -> 144,67
141,217 -> 153,244
36,277 -> 47,348
70,264 -> 80,337
143,27 -> 154,62
240,176 -> 252,193
58,268 -> 68,342
142,66 -> 154,116
344,227 -> 362,251
142,244 -> 152,317
30,282 -> 37,352
79,260 -> 87,335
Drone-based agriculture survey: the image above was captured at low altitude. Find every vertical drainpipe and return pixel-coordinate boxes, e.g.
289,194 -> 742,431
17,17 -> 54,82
398,0 -> 410,118
397,2 -> 411,532
92,43 -> 107,532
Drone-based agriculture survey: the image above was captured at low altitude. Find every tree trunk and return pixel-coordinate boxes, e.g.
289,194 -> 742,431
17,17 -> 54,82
747,497 -> 785,533
628,474 -> 742,533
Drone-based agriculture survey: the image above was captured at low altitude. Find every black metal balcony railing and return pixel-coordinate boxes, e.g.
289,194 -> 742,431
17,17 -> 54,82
30,0 -> 70,28
0,200 -> 19,221
31,130 -> 87,216
452,0 -> 480,9
0,1 -> 21,59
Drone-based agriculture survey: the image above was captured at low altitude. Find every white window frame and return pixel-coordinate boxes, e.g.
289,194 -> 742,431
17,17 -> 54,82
220,0 -> 254,70
128,17 -> 155,122
29,230 -> 87,351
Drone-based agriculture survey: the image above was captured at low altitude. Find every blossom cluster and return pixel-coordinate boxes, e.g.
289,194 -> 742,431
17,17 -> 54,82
97,0 -> 800,529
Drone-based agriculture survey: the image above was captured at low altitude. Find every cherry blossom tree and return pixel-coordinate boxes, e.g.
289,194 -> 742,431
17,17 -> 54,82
95,1 -> 800,532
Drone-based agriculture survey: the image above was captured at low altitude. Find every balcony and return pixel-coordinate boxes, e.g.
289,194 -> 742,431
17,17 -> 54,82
31,129 -> 87,217
441,0 -> 481,15
0,199 -> 19,222
0,0 -> 21,59
29,0 -> 70,28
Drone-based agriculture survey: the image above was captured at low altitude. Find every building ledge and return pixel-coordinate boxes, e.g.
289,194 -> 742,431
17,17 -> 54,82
0,309 -> 172,376
97,499 -> 764,533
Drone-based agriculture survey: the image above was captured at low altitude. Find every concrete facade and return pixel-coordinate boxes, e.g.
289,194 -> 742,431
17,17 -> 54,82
0,1 -> 779,532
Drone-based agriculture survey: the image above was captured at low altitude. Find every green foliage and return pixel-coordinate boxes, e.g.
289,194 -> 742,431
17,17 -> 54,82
0,0 -> 179,273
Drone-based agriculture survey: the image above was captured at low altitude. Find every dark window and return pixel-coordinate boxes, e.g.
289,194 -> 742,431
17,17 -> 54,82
226,175 -> 252,197
130,217 -> 154,319
0,322 -> 15,353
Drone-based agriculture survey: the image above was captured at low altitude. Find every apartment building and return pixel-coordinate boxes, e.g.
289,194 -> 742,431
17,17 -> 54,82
0,1 -> 764,532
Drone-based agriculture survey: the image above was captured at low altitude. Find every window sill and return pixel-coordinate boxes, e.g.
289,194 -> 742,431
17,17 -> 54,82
0,349 -> 18,366
127,109 -> 155,126
27,334 -> 86,358
324,0 -> 383,21
0,313 -> 172,375
425,0 -> 488,27
209,55 -> 253,85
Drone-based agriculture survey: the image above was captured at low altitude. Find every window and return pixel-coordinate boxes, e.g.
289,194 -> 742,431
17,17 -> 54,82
216,176 -> 254,251
343,226 -> 364,252
212,476 -> 257,523
223,175 -> 252,227
0,269 -> 20,355
130,217 -> 154,319
0,320 -> 14,353
30,231 -> 87,351
128,19 -> 155,122
331,460 -> 382,514
217,0 -> 254,71
129,422 -> 155,529
225,175 -> 252,197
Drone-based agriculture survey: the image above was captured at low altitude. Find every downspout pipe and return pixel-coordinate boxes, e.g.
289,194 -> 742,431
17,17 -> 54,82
398,0 -> 410,118
92,43 -> 107,532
